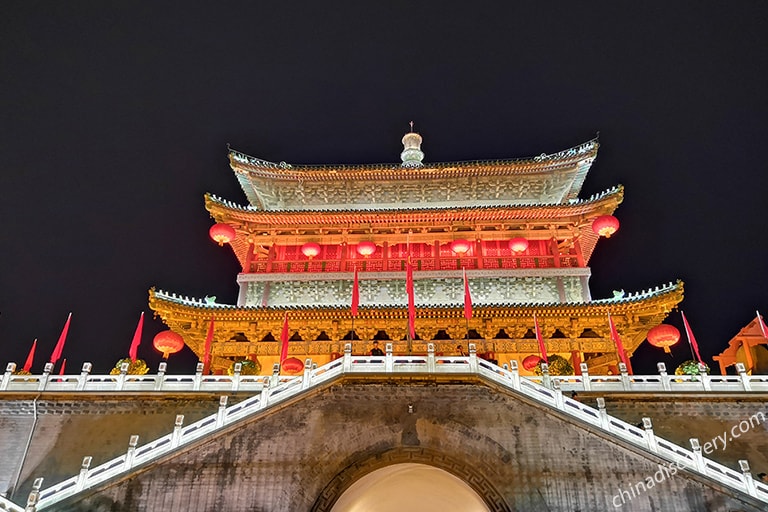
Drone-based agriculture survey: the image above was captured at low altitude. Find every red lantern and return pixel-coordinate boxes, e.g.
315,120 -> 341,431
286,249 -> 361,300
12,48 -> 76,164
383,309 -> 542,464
330,351 -> 342,361
592,215 -> 620,238
647,324 -> 681,354
209,223 -> 236,246
356,241 -> 377,257
153,330 -> 185,359
508,237 -> 529,253
522,354 -> 542,371
301,242 -> 321,259
450,239 -> 471,255
281,357 -> 304,374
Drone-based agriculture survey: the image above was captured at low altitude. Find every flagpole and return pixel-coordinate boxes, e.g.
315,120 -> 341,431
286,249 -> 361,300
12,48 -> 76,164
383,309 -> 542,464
406,231 -> 413,354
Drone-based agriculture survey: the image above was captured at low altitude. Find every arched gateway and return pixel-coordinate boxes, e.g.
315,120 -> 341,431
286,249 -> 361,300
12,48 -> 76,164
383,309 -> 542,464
312,449 -> 507,512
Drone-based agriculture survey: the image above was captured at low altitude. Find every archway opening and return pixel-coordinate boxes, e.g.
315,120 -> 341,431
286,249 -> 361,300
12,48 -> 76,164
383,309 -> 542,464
330,463 -> 490,512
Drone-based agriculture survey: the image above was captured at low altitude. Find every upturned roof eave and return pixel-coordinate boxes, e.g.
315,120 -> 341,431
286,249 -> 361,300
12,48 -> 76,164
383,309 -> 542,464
204,185 -> 623,223
148,280 -> 683,318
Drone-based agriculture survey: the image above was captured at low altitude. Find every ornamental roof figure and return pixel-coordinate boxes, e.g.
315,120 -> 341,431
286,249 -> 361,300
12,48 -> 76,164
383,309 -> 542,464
400,122 -> 425,167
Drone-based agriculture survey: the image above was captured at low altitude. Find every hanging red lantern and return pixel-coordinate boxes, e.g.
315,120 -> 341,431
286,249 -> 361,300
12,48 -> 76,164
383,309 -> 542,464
592,215 -> 620,238
508,237 -> 529,253
301,242 -> 321,259
209,223 -> 236,246
647,324 -> 681,354
152,330 -> 185,359
281,357 -> 304,374
522,354 -> 542,371
450,239 -> 471,255
356,241 -> 377,257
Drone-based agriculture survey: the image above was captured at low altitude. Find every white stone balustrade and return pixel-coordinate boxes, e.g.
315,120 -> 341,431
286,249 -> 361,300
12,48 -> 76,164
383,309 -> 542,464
3,348 -> 766,510
2,359 -> 765,394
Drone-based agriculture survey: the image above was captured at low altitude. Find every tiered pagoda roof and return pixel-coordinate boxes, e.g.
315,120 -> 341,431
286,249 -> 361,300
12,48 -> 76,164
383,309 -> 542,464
149,131 -> 683,374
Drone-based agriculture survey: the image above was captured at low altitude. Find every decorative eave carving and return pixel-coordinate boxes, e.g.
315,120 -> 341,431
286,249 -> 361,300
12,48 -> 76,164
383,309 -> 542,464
148,281 -> 683,372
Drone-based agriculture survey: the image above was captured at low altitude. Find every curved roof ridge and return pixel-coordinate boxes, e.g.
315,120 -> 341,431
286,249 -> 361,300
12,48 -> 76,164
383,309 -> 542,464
228,137 -> 599,172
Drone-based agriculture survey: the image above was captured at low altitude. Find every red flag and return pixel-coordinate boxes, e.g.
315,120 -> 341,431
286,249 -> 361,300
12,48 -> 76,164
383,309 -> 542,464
202,316 -> 215,374
23,339 -> 37,373
463,268 -> 472,321
608,313 -> 630,369
128,312 -> 144,362
50,313 -> 72,364
58,358 -> 66,376
351,267 -> 359,317
534,312 -> 548,364
681,311 -> 703,364
406,259 -> 416,339
279,313 -> 290,363
757,310 -> 768,339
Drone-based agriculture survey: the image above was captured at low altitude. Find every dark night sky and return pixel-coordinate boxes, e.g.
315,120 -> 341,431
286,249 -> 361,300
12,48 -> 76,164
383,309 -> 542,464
1,2 -> 766,374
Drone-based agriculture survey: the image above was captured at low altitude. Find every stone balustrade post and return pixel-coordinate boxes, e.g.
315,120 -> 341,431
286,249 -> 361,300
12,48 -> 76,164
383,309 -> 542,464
232,363 -> 242,392
123,435 -> 139,470
509,360 -> 521,390
75,456 -> 92,491
698,363 -> 711,391
618,363 -> 630,391
259,377 -> 271,410
171,415 -> 184,448
38,363 -> 53,392
689,438 -> 705,472
116,362 -> 130,390
642,417 -> 657,452
540,362 -> 551,389
342,343 -> 352,373
427,343 -> 436,373
552,379 -> 565,410
736,363 -> 752,391
739,460 -> 758,497
154,362 -> 167,391
24,478 -> 43,512
468,344 -> 478,373
76,363 -> 92,391
216,396 -> 228,428
596,397 -> 609,430
657,362 -> 671,391
270,363 -> 280,388
1,363 -> 15,391
385,343 -> 394,373
301,358 -> 312,389
579,363 -> 590,391
193,363 -> 204,391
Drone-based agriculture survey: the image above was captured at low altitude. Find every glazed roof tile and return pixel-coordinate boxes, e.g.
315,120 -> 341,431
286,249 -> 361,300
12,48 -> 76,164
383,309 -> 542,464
228,138 -> 599,179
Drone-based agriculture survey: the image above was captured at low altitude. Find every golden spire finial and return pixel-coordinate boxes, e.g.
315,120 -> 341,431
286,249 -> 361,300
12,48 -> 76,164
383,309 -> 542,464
409,121 -> 414,132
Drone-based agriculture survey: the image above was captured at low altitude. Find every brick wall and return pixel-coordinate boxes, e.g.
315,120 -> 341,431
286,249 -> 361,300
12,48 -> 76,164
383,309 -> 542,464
36,379 -> 765,512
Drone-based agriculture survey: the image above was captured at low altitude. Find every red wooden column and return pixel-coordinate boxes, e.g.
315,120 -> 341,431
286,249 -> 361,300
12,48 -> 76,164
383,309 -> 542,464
244,242 -> 255,273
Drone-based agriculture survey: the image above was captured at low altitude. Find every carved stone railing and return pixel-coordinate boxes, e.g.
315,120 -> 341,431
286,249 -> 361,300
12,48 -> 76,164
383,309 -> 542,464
1,360 -> 764,395
6,346 -> 767,510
